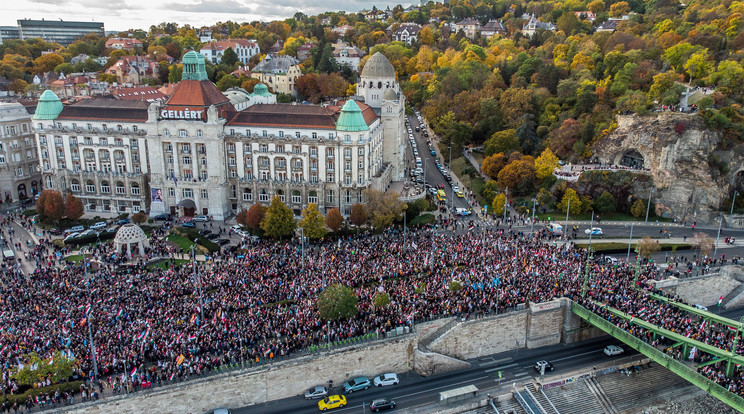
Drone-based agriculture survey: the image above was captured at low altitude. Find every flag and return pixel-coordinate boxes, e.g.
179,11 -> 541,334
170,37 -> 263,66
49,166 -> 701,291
130,367 -> 137,377
700,320 -> 707,332
728,326 -> 738,332
190,314 -> 197,324
719,295 -> 724,307
169,372 -> 175,381
188,335 -> 197,342
176,354 -> 185,365
171,172 -> 178,188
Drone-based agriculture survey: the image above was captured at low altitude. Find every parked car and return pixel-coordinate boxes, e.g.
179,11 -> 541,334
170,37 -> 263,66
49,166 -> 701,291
584,227 -> 603,236
534,360 -> 554,373
694,304 -> 708,311
49,228 -> 62,236
181,221 -> 196,228
63,233 -> 80,242
21,197 -> 34,205
370,398 -> 396,412
431,150 -> 436,156
211,409 -> 231,414
153,213 -> 171,221
318,395 -> 347,411
604,345 -> 624,356
193,215 -> 209,222
215,238 -> 230,246
205,233 -> 220,240
230,225 -> 243,233
89,222 -> 107,230
455,208 -> 472,217
115,218 -> 131,225
428,187 -> 438,196
373,373 -> 399,387
456,190 -> 464,198
78,229 -> 97,238
65,225 -> 85,234
198,229 -> 212,236
304,385 -> 329,400
343,376 -> 371,393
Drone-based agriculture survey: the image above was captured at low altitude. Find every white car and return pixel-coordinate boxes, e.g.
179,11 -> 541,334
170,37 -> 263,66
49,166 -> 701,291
694,304 -> 708,311
193,215 -> 209,222
89,221 -> 107,230
373,373 -> 399,387
584,227 -> 603,236
604,345 -> 624,356
230,225 -> 242,233
63,233 -> 80,242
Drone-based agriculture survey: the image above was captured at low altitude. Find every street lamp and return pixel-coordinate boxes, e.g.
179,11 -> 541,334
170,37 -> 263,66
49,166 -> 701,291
83,259 -> 99,383
730,191 -> 739,228
645,188 -> 655,224
530,198 -> 537,234
190,243 -> 204,325
714,215 -> 723,259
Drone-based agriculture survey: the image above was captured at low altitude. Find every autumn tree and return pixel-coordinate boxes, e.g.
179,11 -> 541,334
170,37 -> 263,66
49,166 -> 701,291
10,79 -> 27,94
372,292 -> 391,309
64,192 -> 84,220
317,284 -> 358,321
609,1 -> 630,17
491,193 -> 506,215
365,189 -> 406,231
244,204 -> 265,230
299,203 -> 327,240
588,0 -> 605,13
349,203 -> 367,227
484,129 -> 520,156
131,211 -> 147,224
557,188 -> 581,214
630,198 -> 646,218
637,236 -> 661,259
325,207 -> 343,232
534,148 -> 559,180
497,158 -> 536,195
36,190 -> 65,222
692,232 -> 714,257
235,209 -> 249,227
481,152 -> 508,179
32,53 -> 64,75
261,196 -> 296,239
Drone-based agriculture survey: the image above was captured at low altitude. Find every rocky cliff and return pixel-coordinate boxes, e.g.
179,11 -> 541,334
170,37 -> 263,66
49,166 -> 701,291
593,112 -> 743,224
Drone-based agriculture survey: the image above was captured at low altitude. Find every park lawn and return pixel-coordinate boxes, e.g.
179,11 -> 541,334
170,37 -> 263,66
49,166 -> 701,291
537,212 -> 673,222
450,155 -> 489,206
65,254 -> 85,263
574,242 -> 692,253
166,234 -> 196,251
147,258 -> 189,270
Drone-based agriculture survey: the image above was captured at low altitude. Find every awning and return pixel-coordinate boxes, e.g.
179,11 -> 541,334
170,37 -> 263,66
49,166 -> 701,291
175,199 -> 196,208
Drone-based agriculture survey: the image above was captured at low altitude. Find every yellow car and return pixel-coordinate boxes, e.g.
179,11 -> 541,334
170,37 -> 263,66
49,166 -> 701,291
456,190 -> 464,198
318,395 -> 347,411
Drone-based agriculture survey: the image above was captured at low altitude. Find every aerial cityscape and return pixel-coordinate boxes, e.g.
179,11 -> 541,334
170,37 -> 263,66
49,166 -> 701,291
0,0 -> 743,413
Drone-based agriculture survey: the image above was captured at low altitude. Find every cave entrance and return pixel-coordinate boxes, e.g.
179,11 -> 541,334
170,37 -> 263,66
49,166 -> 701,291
619,150 -> 644,169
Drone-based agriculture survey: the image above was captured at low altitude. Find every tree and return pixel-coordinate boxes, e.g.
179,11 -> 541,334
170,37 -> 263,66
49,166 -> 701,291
497,159 -> 536,195
349,203 -> 367,227
32,53 -> 64,75
609,1 -> 630,17
12,351 -> 76,386
491,193 -> 506,215
216,74 -> 239,91
649,71 -> 681,102
36,190 -> 64,222
684,49 -> 713,82
365,189 -> 406,230
10,79 -> 27,94
481,153 -> 508,179
630,198 -> 646,218
534,148 -> 559,180
372,292 -> 391,309
557,188 -> 581,214
637,236 -> 661,259
132,211 -> 147,224
299,203 -> 327,240
595,191 -> 617,213
221,47 -> 238,67
692,232 -> 714,257
245,204 -> 265,230
588,0 -> 606,13
317,284 -> 358,320
260,196 -> 295,238
557,11 -> 581,35
325,207 -> 343,232
64,192 -> 84,220
484,129 -> 520,156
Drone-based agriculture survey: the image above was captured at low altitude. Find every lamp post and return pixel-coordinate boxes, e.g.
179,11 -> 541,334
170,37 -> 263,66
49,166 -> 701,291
645,188 -> 655,224
730,191 -> 739,228
530,198 -> 537,234
83,259 -> 99,383
300,227 -> 305,270
448,146 -> 453,213
503,187 -> 508,224
190,243 -> 204,325
714,215 -> 723,259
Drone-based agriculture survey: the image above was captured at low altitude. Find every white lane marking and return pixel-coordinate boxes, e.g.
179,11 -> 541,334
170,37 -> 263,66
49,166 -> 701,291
485,363 -> 519,373
393,375 -> 490,399
552,349 -> 602,362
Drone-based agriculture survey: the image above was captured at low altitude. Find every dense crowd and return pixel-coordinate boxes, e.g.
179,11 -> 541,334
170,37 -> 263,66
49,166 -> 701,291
0,211 -> 743,410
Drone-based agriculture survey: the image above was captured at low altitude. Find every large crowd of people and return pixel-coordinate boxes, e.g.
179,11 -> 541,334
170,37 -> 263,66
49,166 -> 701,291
0,211 -> 742,411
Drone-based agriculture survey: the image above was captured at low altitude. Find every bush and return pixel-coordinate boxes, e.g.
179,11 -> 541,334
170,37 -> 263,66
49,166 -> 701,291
3,381 -> 84,405
179,228 -> 220,253
147,218 -> 154,224
22,209 -> 36,216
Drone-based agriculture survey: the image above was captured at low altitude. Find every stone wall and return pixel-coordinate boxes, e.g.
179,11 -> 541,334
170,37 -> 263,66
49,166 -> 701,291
413,348 -> 471,377
526,300 -> 564,349
653,273 -> 741,307
428,311 -> 529,360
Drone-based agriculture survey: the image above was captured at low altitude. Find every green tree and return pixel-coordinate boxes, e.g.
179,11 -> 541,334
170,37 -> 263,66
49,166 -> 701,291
168,64 -> 183,83
260,196 -> 296,238
216,74 -> 239,91
64,192 -> 84,220
12,351 -> 76,386
36,190 -> 64,222
365,189 -> 406,231
684,49 -> 713,82
372,292 -> 391,309
649,71 -> 680,102
325,207 -> 343,232
557,188 -> 581,214
534,148 -> 559,180
557,11 -> 581,35
595,191 -> 617,213
299,203 -> 327,239
317,284 -> 359,320
630,198 -> 646,218
10,79 -> 27,94
221,47 -> 239,67
484,129 -> 520,156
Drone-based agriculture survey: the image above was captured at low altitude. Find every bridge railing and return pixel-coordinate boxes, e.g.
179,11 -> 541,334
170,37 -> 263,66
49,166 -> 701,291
571,301 -> 744,413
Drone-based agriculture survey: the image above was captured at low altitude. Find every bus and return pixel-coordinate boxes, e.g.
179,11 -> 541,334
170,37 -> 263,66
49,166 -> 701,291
437,189 -> 446,202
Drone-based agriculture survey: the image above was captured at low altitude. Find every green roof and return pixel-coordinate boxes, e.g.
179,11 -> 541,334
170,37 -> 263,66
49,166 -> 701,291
250,83 -> 272,97
335,100 -> 369,132
181,51 -> 209,81
33,90 -> 63,120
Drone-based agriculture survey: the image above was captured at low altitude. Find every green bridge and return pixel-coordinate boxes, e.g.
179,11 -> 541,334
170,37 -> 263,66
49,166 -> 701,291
571,301 -> 744,412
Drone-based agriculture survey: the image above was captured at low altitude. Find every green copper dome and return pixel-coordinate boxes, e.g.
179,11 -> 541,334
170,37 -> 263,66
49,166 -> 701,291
336,100 -> 369,132
251,83 -> 272,97
33,90 -> 63,120
181,50 -> 209,81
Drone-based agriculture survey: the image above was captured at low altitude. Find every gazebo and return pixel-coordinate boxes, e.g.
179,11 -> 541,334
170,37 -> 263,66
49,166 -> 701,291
113,223 -> 150,256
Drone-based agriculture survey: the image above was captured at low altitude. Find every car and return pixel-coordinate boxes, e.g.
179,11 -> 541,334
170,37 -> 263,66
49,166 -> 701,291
181,221 -> 196,228
199,229 -> 212,236
343,376 -> 371,393
153,213 -> 171,221
78,229 -> 97,238
605,256 -> 618,264
455,208 -> 472,216
89,222 -> 107,230
370,398 -> 396,412
63,233 -> 80,242
456,191 -> 464,198
215,239 -> 230,246
105,226 -> 120,234
373,373 -> 399,387
428,187 -> 438,196
115,218 -> 131,225
193,215 -> 210,222
210,409 -> 231,414
304,385 -> 329,400
452,185 -> 459,192
206,233 -> 220,240
21,197 -> 34,205
230,225 -> 243,233
318,395 -> 347,411
604,345 -> 624,356
431,150 -> 436,156
694,304 -> 708,311
584,227 -> 603,236
415,177 -> 424,184
534,360 -> 554,373
49,228 -> 62,236
444,175 -> 452,182
65,225 -> 85,234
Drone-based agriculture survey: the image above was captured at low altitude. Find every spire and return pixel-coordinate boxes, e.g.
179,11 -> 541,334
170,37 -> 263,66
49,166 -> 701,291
181,51 -> 209,81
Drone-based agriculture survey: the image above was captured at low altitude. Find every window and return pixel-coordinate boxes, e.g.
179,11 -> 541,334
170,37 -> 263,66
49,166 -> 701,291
276,158 -> 286,168
183,169 -> 193,180
358,148 -> 365,156
345,190 -> 352,203
228,157 -> 236,166
258,189 -> 269,202
131,183 -> 140,195
167,155 -> 174,164
310,160 -> 318,170
326,173 -> 334,182
327,161 -> 335,171
260,144 -> 268,152
276,145 -> 284,153
291,191 -> 301,204
87,123 -> 92,131
201,158 -> 207,165
230,185 -> 237,198
295,131 -> 301,138
327,190 -> 335,204
163,129 -> 170,136
293,159 -> 302,169
262,130 -> 268,137
293,146 -> 301,154
244,144 -> 252,154
100,138 -> 107,145
279,131 -> 284,138
308,191 -> 318,204
326,148 -> 334,157
132,126 -> 138,133
115,182 -> 125,194
344,135 -> 351,143
345,161 -> 351,171
242,188 -> 253,201
310,173 -> 318,184
182,156 -> 192,165
102,124 -> 107,131
358,174 -> 364,185
344,174 -> 351,185
182,188 -> 194,198
201,171 -> 208,180
39,135 -> 47,144
312,132 -> 317,139
358,160 -> 364,169
198,144 -> 206,154
181,143 -> 191,153
310,146 -> 317,156
168,188 -> 175,197
101,181 -> 110,193
117,125 -> 123,132
197,130 -> 203,137
227,143 -> 235,153
84,137 -> 93,145
276,190 -> 285,202
329,133 -> 334,139
165,143 -> 172,152
179,129 -> 187,137
201,189 -> 208,199
71,181 -> 81,192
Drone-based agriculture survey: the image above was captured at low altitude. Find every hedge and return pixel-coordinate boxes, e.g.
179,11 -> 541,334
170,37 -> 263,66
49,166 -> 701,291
3,380 -> 84,405
179,228 -> 220,253
63,230 -> 116,246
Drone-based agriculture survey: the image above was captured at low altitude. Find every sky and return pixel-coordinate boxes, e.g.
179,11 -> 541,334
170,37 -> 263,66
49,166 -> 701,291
2,0 -> 414,32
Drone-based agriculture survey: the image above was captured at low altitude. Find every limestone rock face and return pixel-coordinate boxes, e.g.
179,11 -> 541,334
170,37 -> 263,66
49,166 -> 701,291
593,112 -> 741,224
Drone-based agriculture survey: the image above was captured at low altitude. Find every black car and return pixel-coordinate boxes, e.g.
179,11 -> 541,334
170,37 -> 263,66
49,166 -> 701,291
20,197 -> 34,205
215,238 -> 230,246
206,233 -> 220,240
198,229 -> 212,236
115,218 -> 131,225
49,228 -> 62,236
153,213 -> 171,221
370,398 -> 395,412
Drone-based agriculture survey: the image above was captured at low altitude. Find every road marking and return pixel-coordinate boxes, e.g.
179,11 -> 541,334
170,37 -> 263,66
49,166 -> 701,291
392,375 -> 489,400
552,349 -> 601,362
513,372 -> 530,377
485,362 -> 518,373
480,357 -> 511,367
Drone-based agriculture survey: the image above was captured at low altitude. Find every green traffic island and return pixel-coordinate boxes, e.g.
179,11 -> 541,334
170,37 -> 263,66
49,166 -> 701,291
536,212 -> 674,222
573,242 -> 692,253
146,258 -> 190,270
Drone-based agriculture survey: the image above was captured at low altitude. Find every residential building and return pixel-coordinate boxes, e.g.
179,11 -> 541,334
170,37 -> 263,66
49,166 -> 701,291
16,19 -> 104,46
454,18 -> 480,40
392,24 -> 421,44
223,83 -> 276,111
575,11 -> 597,21
480,20 -> 507,38
199,39 -> 260,65
198,28 -> 213,43
332,25 -> 354,36
522,14 -> 556,36
0,26 -> 20,44
250,55 -> 302,95
332,42 -> 364,72
596,18 -> 626,32
104,38 -> 143,51
105,56 -> 159,85
0,102 -> 41,202
70,54 -> 90,65
34,51 -> 405,219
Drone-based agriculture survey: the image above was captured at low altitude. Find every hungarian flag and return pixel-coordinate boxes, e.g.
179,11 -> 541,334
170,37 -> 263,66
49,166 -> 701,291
169,372 -> 175,381
190,314 -> 197,324
728,326 -> 738,332
130,367 -> 137,377
719,295 -> 724,307
700,320 -> 707,332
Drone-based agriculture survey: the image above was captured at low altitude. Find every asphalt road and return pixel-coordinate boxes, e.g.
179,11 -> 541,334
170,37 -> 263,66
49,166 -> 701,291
233,336 -> 635,414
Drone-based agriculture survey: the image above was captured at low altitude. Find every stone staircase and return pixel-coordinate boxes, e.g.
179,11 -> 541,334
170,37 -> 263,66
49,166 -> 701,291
542,379 -> 606,414
530,386 -> 560,414
584,377 -> 618,414
594,364 -> 691,411
722,282 -> 744,309
494,395 -> 528,414
418,318 -> 459,351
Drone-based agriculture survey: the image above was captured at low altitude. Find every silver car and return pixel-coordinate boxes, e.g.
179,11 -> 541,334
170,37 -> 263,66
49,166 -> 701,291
304,385 -> 329,400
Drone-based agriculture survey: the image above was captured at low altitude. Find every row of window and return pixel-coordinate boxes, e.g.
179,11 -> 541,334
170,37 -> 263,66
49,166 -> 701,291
3,123 -> 30,136
70,180 -> 140,195
43,122 -> 138,133
42,135 -> 139,148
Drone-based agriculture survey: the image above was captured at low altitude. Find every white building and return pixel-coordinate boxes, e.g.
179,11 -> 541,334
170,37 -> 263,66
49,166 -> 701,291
0,102 -> 41,202
199,39 -> 260,65
332,42 -> 364,72
35,51 -> 405,220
